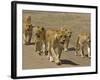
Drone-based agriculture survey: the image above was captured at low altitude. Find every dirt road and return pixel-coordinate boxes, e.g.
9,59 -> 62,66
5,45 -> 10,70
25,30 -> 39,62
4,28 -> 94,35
22,41 -> 90,69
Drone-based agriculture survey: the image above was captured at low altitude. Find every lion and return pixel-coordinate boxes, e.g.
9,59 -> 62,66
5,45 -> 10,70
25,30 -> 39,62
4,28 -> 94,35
60,27 -> 72,52
24,16 -> 34,45
75,32 -> 91,58
34,26 -> 47,56
46,29 -> 67,65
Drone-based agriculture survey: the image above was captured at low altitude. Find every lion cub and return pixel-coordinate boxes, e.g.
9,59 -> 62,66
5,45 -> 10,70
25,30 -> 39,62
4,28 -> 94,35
60,27 -> 72,52
46,29 -> 67,65
24,16 -> 33,44
34,26 -> 47,55
75,32 -> 91,58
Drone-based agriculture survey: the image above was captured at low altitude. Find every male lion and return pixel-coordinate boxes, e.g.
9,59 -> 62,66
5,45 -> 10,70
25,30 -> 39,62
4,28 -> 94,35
34,26 -> 47,55
46,29 -> 67,65
75,32 -> 91,58
24,16 -> 34,44
60,27 -> 72,52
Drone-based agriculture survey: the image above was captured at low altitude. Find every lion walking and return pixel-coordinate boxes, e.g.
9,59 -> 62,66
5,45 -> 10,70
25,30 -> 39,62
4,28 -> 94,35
75,32 -> 91,58
24,16 -> 33,44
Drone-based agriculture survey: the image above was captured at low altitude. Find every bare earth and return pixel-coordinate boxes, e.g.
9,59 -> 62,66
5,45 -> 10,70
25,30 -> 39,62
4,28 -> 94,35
22,10 -> 91,69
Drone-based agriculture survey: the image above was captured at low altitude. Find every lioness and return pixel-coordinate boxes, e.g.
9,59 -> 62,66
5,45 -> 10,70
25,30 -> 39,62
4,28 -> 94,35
34,26 -> 47,55
60,27 -> 72,52
75,32 -> 91,58
24,16 -> 33,44
46,29 -> 67,65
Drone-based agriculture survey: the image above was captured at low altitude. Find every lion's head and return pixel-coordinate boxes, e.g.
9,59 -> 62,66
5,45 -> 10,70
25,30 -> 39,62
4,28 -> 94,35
34,26 -> 46,39
55,30 -> 67,44
60,27 -> 72,38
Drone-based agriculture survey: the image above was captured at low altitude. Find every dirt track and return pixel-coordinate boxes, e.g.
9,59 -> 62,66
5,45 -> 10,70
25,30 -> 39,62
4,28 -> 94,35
22,10 -> 91,69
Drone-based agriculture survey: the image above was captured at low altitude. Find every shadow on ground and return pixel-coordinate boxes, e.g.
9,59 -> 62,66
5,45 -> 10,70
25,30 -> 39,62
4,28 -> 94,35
68,47 -> 76,51
24,42 -> 35,45
61,59 -> 79,65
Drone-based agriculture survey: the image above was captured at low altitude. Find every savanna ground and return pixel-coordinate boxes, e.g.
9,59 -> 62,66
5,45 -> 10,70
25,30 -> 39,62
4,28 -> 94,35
22,10 -> 91,69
